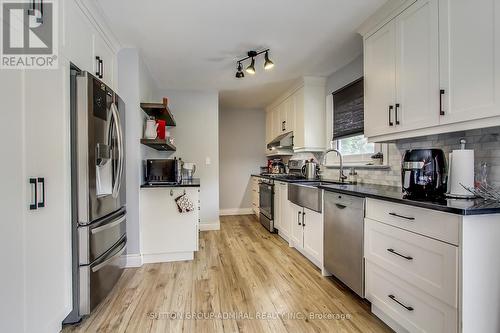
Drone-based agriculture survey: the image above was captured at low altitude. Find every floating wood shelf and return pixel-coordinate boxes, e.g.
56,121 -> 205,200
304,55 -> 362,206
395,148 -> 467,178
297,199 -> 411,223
140,138 -> 176,151
140,102 -> 176,126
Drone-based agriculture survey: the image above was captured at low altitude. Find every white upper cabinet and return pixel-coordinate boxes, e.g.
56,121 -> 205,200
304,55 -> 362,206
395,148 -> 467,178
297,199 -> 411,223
439,0 -> 500,124
395,0 -> 440,132
364,20 -> 397,138
265,110 -> 273,145
62,0 -> 117,89
362,0 -> 500,141
266,77 -> 325,151
63,0 -> 93,71
92,31 -> 116,89
364,0 -> 439,138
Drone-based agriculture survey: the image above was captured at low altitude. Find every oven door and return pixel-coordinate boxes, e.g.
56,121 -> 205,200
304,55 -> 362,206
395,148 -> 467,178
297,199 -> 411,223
259,182 -> 274,220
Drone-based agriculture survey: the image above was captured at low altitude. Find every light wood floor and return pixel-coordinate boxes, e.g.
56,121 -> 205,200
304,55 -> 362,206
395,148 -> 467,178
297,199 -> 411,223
63,215 -> 392,333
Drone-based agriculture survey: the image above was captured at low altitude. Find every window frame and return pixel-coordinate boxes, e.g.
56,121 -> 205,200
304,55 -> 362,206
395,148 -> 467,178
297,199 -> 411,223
334,134 -> 381,164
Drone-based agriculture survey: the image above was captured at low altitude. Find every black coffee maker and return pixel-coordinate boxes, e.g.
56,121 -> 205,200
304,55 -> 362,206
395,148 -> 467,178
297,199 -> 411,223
402,149 -> 447,198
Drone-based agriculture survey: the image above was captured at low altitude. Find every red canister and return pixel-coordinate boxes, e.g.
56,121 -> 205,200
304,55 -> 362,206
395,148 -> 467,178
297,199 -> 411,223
156,120 -> 166,139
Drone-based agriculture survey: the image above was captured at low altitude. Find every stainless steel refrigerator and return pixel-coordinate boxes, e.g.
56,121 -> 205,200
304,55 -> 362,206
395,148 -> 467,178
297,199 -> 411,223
65,69 -> 126,323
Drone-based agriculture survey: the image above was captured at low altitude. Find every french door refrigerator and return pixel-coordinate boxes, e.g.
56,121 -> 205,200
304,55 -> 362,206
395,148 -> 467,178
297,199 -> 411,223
65,70 -> 126,323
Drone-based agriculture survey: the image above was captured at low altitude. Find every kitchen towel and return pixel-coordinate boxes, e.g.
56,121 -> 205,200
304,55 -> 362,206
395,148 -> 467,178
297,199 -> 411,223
448,149 -> 475,197
175,194 -> 194,213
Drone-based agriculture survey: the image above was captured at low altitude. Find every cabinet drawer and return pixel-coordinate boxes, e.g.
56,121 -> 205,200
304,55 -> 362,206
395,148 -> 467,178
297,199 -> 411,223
366,198 -> 460,245
365,219 -> 458,307
366,262 -> 457,333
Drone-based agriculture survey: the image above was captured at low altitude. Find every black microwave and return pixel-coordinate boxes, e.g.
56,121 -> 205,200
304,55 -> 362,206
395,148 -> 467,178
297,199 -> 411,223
145,159 -> 180,184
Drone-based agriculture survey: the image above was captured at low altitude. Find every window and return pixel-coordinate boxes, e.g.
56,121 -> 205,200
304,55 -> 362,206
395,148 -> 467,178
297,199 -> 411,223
327,77 -> 385,166
337,134 -> 375,156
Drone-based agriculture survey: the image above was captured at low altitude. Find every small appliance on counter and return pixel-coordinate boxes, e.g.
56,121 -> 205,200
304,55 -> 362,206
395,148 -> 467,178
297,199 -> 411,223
402,148 -> 447,198
301,159 -> 319,180
156,119 -> 166,139
145,158 -> 180,185
446,139 -> 475,198
183,162 -> 196,180
269,159 -> 286,174
144,117 -> 158,139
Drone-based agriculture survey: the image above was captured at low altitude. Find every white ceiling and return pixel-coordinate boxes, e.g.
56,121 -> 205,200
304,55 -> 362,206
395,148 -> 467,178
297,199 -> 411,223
96,0 -> 385,109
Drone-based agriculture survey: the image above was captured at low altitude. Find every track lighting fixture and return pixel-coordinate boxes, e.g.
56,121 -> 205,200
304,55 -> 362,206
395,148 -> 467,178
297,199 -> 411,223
235,49 -> 274,78
235,62 -> 244,78
264,51 -> 274,70
246,57 -> 256,75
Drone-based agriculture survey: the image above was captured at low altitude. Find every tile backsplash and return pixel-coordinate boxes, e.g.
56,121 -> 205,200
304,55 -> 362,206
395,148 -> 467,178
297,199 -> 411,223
320,126 -> 500,188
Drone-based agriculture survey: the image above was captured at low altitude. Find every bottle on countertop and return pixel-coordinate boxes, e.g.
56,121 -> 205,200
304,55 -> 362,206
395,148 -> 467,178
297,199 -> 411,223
348,168 -> 358,184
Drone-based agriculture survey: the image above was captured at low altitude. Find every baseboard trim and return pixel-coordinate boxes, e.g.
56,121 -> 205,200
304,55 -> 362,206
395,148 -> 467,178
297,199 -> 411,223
199,220 -> 220,231
142,251 -> 194,264
219,208 -> 254,216
120,254 -> 143,268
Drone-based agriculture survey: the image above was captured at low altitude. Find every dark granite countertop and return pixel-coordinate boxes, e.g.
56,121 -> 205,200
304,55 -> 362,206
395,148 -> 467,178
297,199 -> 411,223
141,178 -> 200,188
251,174 -> 321,183
318,183 -> 500,216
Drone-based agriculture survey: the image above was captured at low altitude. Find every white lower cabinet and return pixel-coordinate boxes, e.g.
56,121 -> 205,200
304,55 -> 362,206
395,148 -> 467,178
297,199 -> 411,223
251,176 -> 260,218
273,182 -> 290,241
365,198 -> 459,333
365,219 -> 458,307
366,262 -> 457,333
288,201 -> 323,268
140,187 -> 199,263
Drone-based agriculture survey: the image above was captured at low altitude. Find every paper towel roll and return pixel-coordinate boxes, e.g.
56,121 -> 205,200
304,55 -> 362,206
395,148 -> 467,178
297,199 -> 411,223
448,149 -> 475,196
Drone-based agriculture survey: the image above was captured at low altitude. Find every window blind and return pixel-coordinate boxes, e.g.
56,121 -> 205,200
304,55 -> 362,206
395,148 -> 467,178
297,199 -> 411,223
332,77 -> 364,140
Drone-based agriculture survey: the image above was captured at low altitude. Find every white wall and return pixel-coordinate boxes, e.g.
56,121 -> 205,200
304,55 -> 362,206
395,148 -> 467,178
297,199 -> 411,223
219,108 -> 266,213
153,90 -> 220,229
118,48 -> 157,255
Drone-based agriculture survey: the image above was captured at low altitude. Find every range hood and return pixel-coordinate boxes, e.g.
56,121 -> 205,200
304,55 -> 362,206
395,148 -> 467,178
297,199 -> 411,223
266,132 -> 293,156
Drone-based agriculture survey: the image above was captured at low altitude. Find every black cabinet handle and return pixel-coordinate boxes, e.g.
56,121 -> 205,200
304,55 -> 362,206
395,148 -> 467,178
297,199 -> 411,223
95,56 -> 101,77
389,212 -> 415,220
37,177 -> 45,208
439,89 -> 445,115
99,59 -> 104,79
282,121 -> 286,132
37,0 -> 43,24
302,212 -> 306,227
388,294 -> 414,311
388,105 -> 394,126
395,103 -> 400,125
297,211 -> 301,226
387,248 -> 413,261
29,178 -> 37,210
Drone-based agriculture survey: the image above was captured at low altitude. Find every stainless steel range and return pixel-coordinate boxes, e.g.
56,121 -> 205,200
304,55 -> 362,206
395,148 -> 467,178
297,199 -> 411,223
258,177 -> 275,232
65,70 -> 126,323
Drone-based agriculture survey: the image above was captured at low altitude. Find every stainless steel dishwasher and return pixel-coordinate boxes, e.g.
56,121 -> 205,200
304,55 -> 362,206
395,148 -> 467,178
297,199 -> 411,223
324,191 -> 365,297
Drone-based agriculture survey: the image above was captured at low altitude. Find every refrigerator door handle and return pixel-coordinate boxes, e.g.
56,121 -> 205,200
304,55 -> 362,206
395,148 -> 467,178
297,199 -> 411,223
110,103 -> 124,198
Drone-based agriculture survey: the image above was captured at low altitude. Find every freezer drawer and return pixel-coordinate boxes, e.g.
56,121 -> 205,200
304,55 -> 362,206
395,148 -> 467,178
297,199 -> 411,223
79,210 -> 126,265
79,237 -> 126,315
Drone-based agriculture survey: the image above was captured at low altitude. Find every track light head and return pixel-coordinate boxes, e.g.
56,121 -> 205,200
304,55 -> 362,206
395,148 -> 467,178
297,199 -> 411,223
235,62 -> 244,78
246,57 -> 256,75
264,51 -> 274,70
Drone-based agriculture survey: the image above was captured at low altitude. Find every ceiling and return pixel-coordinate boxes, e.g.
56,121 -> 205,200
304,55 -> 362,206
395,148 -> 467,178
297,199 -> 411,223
96,0 -> 385,109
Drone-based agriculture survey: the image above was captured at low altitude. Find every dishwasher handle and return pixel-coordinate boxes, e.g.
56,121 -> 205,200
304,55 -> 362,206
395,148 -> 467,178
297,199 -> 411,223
335,203 -> 347,209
